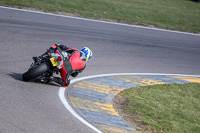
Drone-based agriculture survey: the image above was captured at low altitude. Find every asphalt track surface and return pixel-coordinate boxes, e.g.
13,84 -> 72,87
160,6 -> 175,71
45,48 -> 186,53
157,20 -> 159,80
0,6 -> 200,133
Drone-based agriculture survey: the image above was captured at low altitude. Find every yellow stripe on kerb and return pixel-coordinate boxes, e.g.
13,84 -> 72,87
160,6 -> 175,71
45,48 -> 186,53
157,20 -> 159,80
74,80 -> 124,95
171,76 -> 200,83
69,96 -> 119,116
111,75 -> 165,86
136,79 -> 165,85
94,124 -> 135,133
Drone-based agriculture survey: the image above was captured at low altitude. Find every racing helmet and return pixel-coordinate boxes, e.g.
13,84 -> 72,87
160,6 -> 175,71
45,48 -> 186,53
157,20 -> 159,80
81,47 -> 92,61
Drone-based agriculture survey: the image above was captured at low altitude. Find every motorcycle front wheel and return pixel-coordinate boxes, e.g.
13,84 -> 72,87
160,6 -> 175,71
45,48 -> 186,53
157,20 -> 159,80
22,62 -> 51,82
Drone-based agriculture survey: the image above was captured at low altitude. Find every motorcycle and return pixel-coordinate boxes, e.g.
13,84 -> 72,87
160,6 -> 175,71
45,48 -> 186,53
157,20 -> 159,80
22,45 -> 68,83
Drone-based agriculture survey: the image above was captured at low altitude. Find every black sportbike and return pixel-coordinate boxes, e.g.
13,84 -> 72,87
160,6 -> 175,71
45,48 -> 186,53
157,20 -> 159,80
22,45 -> 67,83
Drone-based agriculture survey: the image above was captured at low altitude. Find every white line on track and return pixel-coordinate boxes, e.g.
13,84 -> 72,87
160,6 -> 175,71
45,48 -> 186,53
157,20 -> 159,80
59,73 -> 200,133
59,87 -> 103,133
0,6 -> 200,37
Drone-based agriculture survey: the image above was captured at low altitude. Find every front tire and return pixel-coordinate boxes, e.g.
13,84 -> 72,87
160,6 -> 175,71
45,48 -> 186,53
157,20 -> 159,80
22,62 -> 51,82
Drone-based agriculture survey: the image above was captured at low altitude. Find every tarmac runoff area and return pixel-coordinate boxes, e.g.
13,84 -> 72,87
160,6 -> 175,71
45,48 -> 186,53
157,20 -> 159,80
66,74 -> 200,133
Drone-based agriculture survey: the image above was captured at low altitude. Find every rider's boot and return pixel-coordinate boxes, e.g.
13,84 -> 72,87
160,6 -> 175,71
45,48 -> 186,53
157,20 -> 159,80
53,77 -> 69,87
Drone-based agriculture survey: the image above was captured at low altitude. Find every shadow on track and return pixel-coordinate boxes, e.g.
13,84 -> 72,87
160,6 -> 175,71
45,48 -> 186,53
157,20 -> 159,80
8,72 -> 59,87
8,72 -> 23,81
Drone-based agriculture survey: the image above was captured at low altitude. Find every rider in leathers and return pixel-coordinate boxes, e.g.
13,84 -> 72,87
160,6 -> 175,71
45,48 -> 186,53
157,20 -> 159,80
40,44 -> 92,87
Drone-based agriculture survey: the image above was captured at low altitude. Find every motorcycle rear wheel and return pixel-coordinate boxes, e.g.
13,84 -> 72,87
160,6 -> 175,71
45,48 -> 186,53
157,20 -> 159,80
22,62 -> 51,82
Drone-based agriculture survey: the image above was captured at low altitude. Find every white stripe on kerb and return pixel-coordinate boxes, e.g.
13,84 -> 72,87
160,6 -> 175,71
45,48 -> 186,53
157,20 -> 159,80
59,73 -> 200,133
59,87 -> 103,133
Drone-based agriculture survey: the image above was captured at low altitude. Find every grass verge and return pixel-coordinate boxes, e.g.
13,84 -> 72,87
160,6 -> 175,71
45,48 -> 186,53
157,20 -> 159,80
115,83 -> 200,133
0,0 -> 200,33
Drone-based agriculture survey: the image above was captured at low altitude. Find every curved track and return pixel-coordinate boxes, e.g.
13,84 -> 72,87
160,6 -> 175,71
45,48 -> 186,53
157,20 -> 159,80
0,7 -> 200,133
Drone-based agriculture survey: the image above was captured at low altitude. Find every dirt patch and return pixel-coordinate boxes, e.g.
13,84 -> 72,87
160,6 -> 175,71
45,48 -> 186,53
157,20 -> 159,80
113,94 -> 153,133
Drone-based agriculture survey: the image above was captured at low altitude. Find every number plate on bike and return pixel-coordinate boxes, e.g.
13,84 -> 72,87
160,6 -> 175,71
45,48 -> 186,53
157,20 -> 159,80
50,57 -> 58,66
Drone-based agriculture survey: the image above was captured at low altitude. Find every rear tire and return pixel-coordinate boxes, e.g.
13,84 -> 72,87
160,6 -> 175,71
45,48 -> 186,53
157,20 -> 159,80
22,62 -> 51,82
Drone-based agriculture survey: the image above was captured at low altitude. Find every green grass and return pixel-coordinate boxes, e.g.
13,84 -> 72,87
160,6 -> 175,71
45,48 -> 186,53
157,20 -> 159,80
120,83 -> 200,133
0,0 -> 200,33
